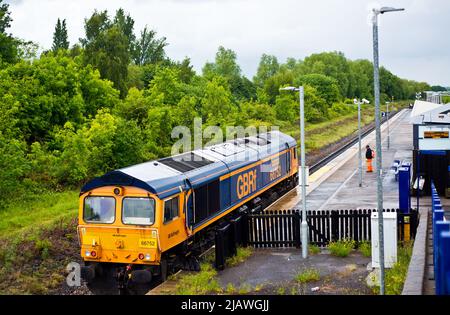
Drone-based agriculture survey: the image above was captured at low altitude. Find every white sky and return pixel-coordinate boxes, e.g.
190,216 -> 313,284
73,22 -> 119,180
5,0 -> 450,86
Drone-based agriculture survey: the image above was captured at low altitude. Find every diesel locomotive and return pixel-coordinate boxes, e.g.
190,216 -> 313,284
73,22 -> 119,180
78,131 -> 298,294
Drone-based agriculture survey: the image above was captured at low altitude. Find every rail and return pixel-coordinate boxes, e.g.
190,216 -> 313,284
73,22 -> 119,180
431,181 -> 450,295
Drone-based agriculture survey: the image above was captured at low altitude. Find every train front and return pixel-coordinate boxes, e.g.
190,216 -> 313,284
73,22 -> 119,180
77,184 -> 162,295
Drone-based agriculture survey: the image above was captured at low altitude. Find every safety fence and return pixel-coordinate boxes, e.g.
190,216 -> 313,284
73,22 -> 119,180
431,181 -> 450,295
247,208 -> 418,248
214,208 -> 419,270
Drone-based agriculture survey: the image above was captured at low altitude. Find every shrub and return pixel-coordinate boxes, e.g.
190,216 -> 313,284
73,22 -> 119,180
309,244 -> 321,255
328,239 -> 355,257
295,268 -> 320,283
358,241 -> 371,257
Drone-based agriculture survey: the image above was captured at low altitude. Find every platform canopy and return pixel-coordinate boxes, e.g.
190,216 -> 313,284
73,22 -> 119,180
410,100 -> 450,125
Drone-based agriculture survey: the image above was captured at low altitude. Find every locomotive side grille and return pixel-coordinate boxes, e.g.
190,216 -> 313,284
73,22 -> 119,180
158,152 -> 213,173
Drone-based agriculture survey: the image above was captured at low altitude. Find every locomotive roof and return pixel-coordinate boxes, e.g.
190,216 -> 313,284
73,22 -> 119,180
80,131 -> 296,199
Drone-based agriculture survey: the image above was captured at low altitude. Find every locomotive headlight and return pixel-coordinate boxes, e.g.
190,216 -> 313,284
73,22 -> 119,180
145,253 -> 151,260
85,250 -> 91,257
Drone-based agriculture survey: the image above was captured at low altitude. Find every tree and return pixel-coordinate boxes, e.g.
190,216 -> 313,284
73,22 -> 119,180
81,9 -> 132,97
0,52 -> 120,143
299,51 -> 352,98
0,0 -> 18,64
202,46 -> 253,101
132,26 -> 167,66
254,54 -> 279,87
295,73 -> 341,105
52,18 -> 69,52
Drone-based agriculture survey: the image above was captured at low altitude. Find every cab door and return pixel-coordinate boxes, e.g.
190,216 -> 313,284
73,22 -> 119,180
159,194 -> 187,251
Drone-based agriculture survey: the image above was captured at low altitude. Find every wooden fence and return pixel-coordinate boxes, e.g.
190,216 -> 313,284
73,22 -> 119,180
247,208 -> 418,248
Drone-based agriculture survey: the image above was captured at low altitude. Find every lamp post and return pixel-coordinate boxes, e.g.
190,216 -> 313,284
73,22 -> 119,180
372,6 -> 405,295
354,98 -> 370,187
386,101 -> 390,150
280,86 -> 308,258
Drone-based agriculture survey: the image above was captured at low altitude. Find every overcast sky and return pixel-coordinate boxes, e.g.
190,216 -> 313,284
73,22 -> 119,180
5,0 -> 450,86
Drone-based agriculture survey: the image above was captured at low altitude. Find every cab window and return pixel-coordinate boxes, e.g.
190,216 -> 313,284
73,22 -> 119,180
84,196 -> 116,223
164,196 -> 179,223
122,197 -> 155,225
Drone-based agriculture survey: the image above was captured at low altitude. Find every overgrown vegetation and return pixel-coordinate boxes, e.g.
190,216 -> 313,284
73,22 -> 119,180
358,241 -> 372,258
0,214 -> 79,294
175,262 -> 222,295
226,246 -> 254,267
371,241 -> 413,295
308,244 -> 321,255
328,239 -> 356,257
295,268 -> 321,283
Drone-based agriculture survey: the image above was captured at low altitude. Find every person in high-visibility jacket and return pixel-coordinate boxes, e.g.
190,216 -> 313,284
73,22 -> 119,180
365,145 -> 374,172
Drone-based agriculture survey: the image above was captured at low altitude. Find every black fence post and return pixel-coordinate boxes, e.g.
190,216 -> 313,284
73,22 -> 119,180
294,211 -> 301,248
331,210 -> 339,242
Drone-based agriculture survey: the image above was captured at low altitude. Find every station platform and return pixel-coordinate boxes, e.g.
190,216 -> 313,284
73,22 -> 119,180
268,109 -> 436,211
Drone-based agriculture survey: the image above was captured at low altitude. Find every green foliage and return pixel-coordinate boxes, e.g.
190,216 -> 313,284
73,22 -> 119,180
442,96 -> 450,104
295,268 -> 320,283
0,52 -> 120,143
226,246 -> 254,267
0,132 -> 29,201
0,0 -> 18,64
82,10 -> 131,97
132,25 -> 167,66
372,241 -> 413,295
175,263 -> 222,295
328,239 -> 356,257
254,54 -> 279,87
309,244 -> 321,255
295,73 -> 341,104
358,241 -> 371,257
55,110 -> 145,184
52,18 -> 69,52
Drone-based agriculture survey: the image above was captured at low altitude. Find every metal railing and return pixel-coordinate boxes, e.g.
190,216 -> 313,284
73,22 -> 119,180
431,181 -> 450,295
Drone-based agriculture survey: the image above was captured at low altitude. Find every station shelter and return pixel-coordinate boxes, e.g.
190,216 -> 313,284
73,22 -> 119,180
411,100 -> 450,196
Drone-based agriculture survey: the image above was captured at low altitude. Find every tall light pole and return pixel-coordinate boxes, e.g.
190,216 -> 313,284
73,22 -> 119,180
354,98 -> 370,187
280,86 -> 308,258
386,101 -> 390,150
372,6 -> 405,295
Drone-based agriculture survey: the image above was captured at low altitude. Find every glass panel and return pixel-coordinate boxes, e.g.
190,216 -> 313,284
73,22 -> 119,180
122,197 -> 155,225
84,196 -> 116,223
164,197 -> 179,223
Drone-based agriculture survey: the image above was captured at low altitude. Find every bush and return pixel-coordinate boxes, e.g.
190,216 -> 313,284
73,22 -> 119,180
295,268 -> 320,283
309,244 -> 321,255
358,241 -> 371,257
328,239 -> 355,257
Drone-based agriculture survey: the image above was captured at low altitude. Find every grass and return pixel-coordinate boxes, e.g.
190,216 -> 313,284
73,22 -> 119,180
308,244 -> 321,255
0,190 -> 78,238
226,246 -> 254,267
175,262 -> 222,295
0,190 -> 80,294
358,241 -> 371,257
371,241 -> 414,295
328,239 -> 356,257
295,268 -> 320,283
